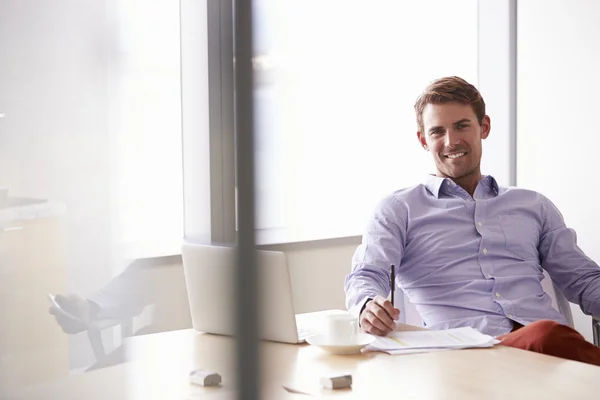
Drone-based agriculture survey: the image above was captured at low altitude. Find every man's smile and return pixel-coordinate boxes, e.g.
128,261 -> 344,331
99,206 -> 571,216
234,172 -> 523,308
443,152 -> 467,159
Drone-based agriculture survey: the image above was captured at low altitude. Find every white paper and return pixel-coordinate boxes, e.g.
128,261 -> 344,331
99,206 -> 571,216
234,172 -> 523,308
364,327 -> 500,355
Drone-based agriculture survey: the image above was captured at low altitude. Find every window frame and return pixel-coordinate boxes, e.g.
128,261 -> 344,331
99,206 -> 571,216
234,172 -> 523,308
182,0 -> 236,246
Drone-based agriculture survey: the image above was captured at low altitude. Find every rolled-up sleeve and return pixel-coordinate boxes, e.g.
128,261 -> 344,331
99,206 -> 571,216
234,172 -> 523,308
538,195 -> 600,317
344,195 -> 407,317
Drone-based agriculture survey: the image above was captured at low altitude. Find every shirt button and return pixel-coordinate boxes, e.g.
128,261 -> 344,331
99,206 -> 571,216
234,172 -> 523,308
446,181 -> 451,185
487,274 -> 492,278
508,314 -> 514,319
495,293 -> 501,298
483,248 -> 488,254
477,222 -> 483,227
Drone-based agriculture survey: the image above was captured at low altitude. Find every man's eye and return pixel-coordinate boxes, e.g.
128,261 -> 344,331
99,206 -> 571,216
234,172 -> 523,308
458,124 -> 468,129
431,131 -> 442,136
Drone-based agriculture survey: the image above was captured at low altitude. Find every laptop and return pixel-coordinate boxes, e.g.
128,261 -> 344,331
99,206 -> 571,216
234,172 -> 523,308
182,243 -> 320,344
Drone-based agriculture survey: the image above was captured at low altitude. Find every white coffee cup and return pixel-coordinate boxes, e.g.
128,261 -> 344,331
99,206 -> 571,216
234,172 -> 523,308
324,314 -> 358,345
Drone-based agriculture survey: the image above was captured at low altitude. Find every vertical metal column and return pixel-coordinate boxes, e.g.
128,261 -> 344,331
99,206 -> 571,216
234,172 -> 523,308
233,0 -> 259,399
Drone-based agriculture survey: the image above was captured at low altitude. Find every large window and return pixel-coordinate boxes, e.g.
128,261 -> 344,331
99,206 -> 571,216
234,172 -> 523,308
108,1 -> 184,259
253,0 -> 479,243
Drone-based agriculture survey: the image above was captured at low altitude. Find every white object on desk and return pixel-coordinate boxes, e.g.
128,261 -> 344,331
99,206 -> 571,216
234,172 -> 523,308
306,332 -> 375,355
365,326 -> 500,355
320,374 -> 353,390
323,313 -> 358,344
189,369 -> 222,387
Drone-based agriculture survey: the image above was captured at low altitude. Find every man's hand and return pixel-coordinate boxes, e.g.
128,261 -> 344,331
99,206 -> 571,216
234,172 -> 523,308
359,295 -> 400,336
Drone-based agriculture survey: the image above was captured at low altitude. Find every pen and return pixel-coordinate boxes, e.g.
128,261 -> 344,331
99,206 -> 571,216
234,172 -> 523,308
390,264 -> 395,306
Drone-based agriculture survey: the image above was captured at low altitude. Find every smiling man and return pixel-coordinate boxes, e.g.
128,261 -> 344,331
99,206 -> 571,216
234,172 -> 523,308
344,76 -> 600,365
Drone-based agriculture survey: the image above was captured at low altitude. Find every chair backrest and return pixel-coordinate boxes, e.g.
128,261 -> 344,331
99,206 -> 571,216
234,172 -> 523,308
541,270 -> 575,328
395,270 -> 574,329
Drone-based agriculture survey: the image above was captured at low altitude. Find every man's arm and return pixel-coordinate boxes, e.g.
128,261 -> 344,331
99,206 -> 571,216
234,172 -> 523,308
344,195 -> 407,317
538,195 -> 600,316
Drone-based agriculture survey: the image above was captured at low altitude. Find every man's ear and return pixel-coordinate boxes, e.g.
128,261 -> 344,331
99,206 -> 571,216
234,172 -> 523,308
480,115 -> 491,139
417,131 -> 428,150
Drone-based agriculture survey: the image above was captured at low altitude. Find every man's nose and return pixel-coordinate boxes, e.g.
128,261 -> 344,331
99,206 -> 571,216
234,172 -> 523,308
444,129 -> 461,147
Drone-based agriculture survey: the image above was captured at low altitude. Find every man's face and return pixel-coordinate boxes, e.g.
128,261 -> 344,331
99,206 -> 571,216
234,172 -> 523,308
417,102 -> 490,180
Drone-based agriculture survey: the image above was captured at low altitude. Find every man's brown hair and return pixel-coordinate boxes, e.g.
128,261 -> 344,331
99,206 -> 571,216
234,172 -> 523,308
414,76 -> 486,133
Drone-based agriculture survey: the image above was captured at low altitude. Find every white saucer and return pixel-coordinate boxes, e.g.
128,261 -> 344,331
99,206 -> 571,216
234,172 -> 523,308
305,333 -> 376,355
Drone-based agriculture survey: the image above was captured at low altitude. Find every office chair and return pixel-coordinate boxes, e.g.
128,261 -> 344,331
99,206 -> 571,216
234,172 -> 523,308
49,297 -> 135,370
85,317 -> 134,365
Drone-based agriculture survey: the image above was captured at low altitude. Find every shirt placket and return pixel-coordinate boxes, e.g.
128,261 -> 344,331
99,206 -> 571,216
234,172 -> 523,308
474,200 -> 493,278
474,200 -> 512,318
476,201 -> 518,320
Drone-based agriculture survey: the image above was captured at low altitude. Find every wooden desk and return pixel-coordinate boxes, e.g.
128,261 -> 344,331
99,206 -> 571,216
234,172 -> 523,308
8,327 -> 600,399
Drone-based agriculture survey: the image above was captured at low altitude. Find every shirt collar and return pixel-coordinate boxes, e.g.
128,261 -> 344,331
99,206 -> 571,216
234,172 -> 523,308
481,175 -> 499,196
424,174 -> 499,198
424,175 -> 447,198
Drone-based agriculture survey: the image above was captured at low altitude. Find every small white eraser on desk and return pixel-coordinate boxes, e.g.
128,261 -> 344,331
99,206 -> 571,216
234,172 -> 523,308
189,369 -> 222,387
320,374 -> 352,390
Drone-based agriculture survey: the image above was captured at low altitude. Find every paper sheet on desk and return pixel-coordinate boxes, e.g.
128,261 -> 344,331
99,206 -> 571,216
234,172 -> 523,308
364,326 -> 500,355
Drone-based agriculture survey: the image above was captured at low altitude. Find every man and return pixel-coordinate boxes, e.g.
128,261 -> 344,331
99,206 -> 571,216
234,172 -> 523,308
344,76 -> 600,365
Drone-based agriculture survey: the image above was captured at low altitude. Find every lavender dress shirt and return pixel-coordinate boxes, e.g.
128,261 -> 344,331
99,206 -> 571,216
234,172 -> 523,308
345,175 -> 600,336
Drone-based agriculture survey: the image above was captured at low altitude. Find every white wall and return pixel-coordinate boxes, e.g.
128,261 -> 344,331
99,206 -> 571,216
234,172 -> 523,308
517,0 -> 600,342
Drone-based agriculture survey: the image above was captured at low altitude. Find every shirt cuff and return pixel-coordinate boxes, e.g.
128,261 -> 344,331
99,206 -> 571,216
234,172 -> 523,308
349,296 -> 373,319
